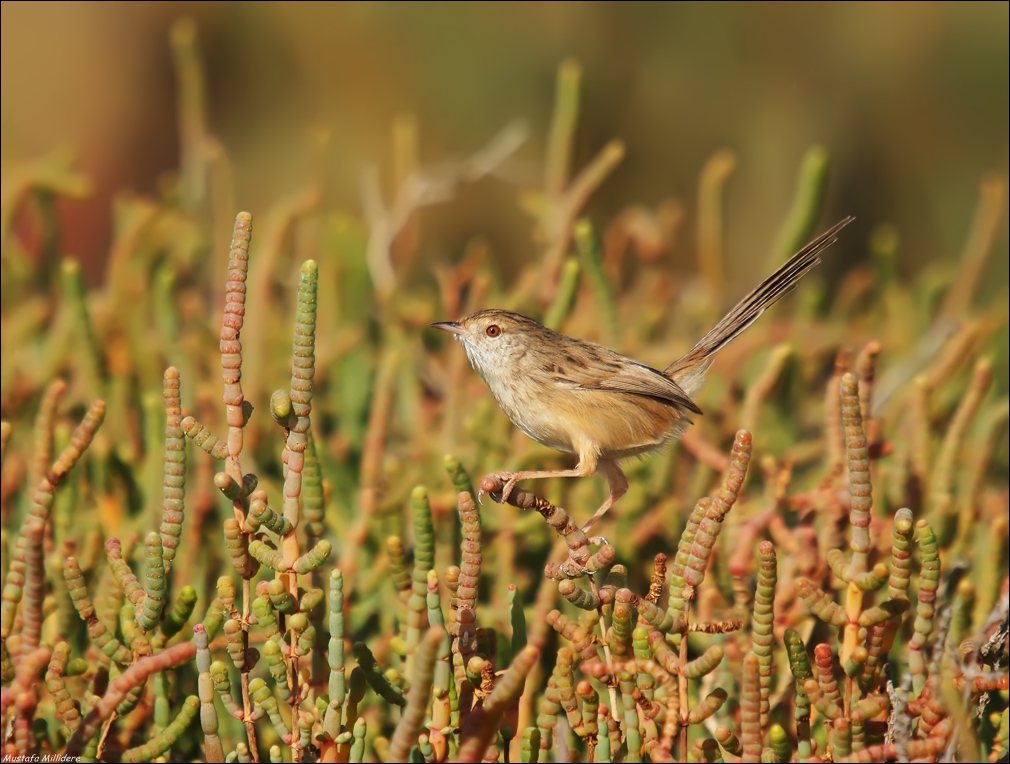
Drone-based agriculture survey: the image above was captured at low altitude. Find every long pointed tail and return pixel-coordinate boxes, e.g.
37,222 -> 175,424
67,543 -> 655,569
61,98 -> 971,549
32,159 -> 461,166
665,216 -> 854,393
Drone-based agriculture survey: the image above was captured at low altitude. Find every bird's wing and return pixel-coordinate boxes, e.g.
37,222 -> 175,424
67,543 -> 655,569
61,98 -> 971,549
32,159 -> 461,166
547,346 -> 703,415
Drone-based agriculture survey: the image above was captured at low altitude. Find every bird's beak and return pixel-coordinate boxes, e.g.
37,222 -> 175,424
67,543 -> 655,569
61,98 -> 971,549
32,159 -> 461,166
430,321 -> 465,336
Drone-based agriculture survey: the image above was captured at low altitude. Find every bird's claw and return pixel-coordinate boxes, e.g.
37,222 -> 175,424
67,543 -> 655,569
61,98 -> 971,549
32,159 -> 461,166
480,472 -> 518,505
500,478 -> 517,502
561,554 -> 591,579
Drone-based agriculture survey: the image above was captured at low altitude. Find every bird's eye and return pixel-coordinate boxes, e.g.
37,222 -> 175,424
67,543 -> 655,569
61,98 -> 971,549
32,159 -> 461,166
485,324 -> 502,337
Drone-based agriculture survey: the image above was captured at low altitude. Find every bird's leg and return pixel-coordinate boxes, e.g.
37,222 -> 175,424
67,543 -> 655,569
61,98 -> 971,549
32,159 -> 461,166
482,453 -> 598,504
580,459 -> 628,534
481,466 -> 593,504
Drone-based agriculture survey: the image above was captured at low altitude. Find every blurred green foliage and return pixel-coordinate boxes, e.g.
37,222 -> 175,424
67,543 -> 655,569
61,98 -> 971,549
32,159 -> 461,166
1,7 -> 1008,763
1,3 -> 1007,292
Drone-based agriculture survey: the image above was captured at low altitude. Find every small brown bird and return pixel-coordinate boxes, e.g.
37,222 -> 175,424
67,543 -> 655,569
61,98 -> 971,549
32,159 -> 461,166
433,217 -> 853,531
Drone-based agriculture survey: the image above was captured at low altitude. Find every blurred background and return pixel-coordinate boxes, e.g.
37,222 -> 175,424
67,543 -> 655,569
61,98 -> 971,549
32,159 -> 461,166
2,1 -> 1008,293
1,8 -> 1008,760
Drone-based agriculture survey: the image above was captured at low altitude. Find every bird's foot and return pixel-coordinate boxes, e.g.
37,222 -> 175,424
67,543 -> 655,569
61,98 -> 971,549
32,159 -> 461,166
478,472 -> 519,505
558,552 -> 591,579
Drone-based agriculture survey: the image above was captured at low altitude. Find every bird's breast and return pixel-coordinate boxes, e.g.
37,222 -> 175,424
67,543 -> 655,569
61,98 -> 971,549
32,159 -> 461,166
485,378 -> 579,453
482,376 -> 689,460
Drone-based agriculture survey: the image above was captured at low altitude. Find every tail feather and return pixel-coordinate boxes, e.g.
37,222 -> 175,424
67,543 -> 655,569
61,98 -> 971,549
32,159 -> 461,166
665,216 -> 854,393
